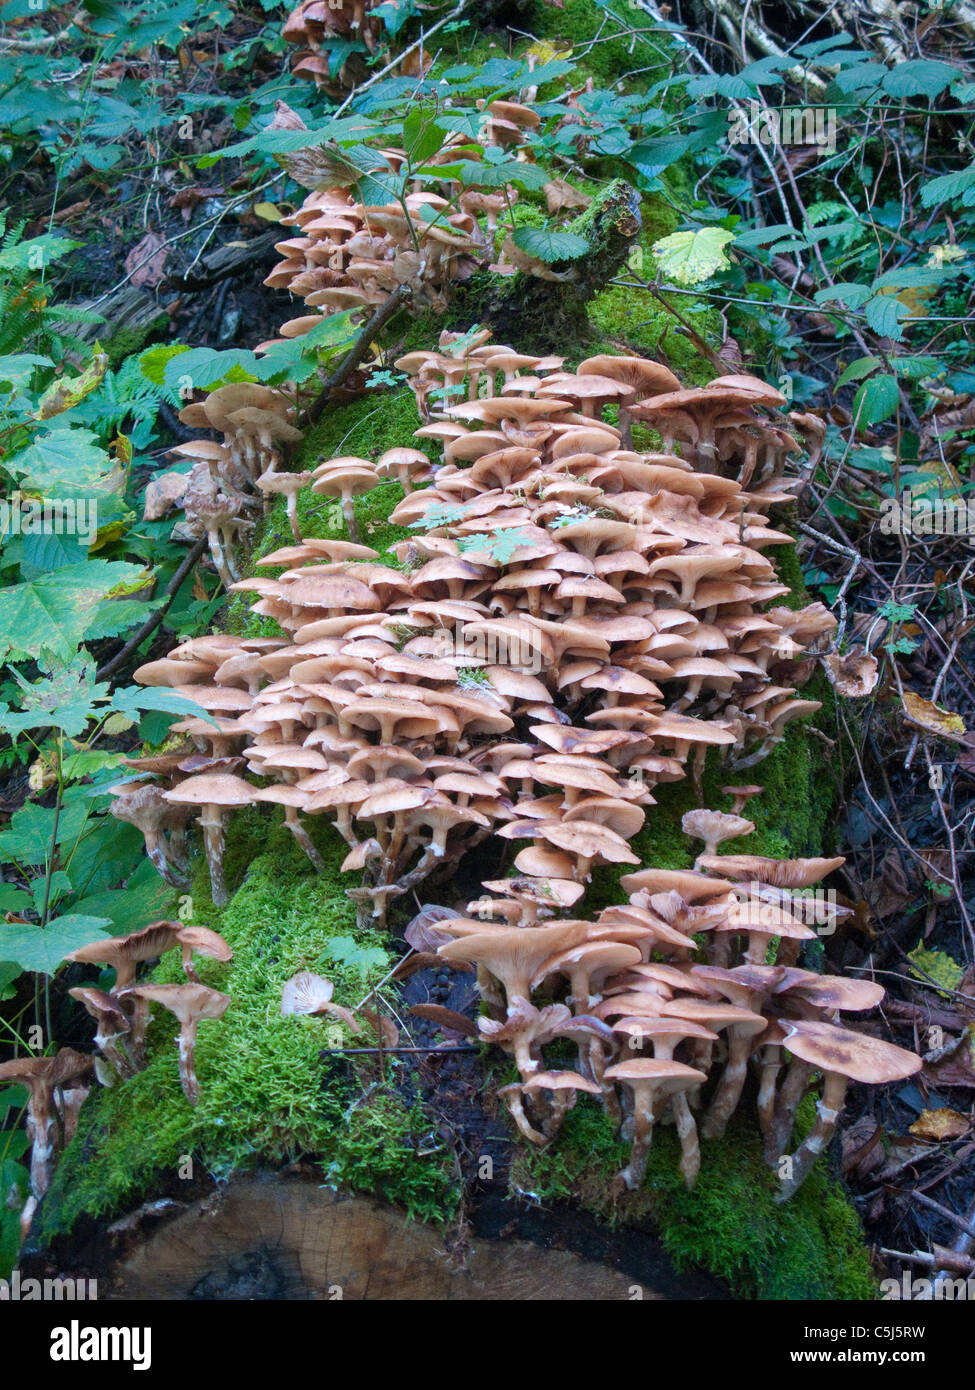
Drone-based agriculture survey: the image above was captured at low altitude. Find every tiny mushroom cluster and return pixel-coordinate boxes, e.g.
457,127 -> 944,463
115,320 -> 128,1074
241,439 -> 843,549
283,0 -> 421,93
127,338 -> 837,919
441,817 -> 920,1199
145,383 -> 304,582
63,919 -> 232,1104
1,920 -> 231,1235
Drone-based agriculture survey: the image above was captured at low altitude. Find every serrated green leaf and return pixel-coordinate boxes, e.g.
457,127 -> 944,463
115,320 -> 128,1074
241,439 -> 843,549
882,60 -> 960,99
510,226 -> 589,263
836,357 -> 882,387
652,228 -> 734,285
864,294 -> 908,340
854,374 -> 900,428
0,560 -> 145,661
0,914 -> 113,977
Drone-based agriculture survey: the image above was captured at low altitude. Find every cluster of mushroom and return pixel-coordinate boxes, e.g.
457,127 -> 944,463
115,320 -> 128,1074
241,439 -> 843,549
145,384 -> 303,586
283,0 -> 419,93
65,919 -> 232,1104
262,128 -> 546,331
435,819 -> 920,1200
1,921 -> 231,1236
0,1047 -> 92,1240
122,343 -> 837,918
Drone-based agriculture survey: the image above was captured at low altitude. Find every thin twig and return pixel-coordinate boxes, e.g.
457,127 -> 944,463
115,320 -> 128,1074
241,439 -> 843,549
96,536 -> 208,680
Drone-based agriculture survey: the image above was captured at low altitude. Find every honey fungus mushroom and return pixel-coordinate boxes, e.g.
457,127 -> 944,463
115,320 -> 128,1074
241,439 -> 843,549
120,983 -> 230,1105
163,774 -> 256,906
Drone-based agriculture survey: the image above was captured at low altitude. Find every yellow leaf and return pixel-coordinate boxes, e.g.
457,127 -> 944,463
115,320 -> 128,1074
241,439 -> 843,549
909,1108 -> 971,1142
253,202 -> 284,222
902,690 -> 966,738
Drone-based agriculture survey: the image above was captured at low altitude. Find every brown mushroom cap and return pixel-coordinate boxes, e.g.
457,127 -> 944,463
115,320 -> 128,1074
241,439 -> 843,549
780,1018 -> 922,1084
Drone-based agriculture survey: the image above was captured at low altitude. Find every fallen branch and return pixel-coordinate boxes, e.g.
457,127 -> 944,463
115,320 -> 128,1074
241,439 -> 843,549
96,536 -> 208,680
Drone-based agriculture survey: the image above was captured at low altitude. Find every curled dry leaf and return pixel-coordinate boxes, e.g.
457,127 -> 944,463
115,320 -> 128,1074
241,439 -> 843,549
125,230 -> 168,288
823,648 -> 879,698
902,689 -> 967,739
409,1004 -> 479,1040
360,1008 -> 399,1049
909,1107 -> 971,1142
404,904 -> 460,954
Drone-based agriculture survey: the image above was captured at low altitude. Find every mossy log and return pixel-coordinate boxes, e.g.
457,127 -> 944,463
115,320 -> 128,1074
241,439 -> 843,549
447,181 -> 643,350
24,1176 -> 729,1300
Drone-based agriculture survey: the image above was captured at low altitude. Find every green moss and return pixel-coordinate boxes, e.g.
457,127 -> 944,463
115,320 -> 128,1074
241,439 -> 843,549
512,1095 -> 876,1299
37,814 -> 457,1243
103,315 -> 169,370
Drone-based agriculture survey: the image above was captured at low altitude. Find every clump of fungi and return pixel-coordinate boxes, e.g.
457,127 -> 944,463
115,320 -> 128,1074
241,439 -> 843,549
117,336 -> 919,1197
4,919 -> 232,1233
441,824 -> 920,1199
283,0 -> 423,93
130,338 -> 837,921
145,383 -> 303,587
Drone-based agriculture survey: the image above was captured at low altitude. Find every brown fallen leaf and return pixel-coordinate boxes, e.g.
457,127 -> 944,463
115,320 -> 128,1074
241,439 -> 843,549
404,903 -> 459,954
143,469 -> 189,521
544,177 -> 591,215
823,647 -> 879,698
409,1004 -> 479,1040
902,689 -> 967,740
360,1008 -> 399,1049
125,230 -> 168,288
841,1116 -> 885,1180
909,1107 -> 971,1142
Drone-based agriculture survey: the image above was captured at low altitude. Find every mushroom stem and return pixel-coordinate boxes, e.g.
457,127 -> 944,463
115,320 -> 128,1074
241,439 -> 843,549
620,1096 -> 655,1190
286,492 -> 302,543
177,1019 -> 201,1105
200,805 -> 229,906
206,528 -> 235,588
775,1070 -> 847,1202
144,830 -> 190,890
771,1056 -> 814,1158
672,1091 -> 701,1188
701,1028 -> 753,1138
341,494 -> 361,543
757,1043 -> 784,1161
283,805 -> 325,870
499,1085 -> 547,1145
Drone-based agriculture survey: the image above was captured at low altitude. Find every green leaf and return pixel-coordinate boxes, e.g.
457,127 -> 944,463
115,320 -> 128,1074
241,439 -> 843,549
864,294 -> 908,340
402,107 -> 446,166
652,228 -> 734,285
836,356 -> 881,387
0,914 -> 113,977
0,887 -> 31,914
853,374 -> 900,428
510,226 -> 589,263
881,60 -> 960,99
0,560 -> 145,661
920,165 -> 975,207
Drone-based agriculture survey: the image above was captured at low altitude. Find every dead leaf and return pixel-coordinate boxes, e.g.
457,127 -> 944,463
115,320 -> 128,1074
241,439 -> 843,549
823,648 -> 879,698
409,1004 -> 479,1040
543,178 -> 591,215
841,1116 -> 885,1180
168,186 -> 222,222
902,690 -> 967,740
143,470 -> 188,521
125,230 -> 168,288
909,1107 -> 971,1142
404,904 -> 459,954
925,1029 -> 975,1089
360,1008 -> 399,1049
866,849 -> 912,920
